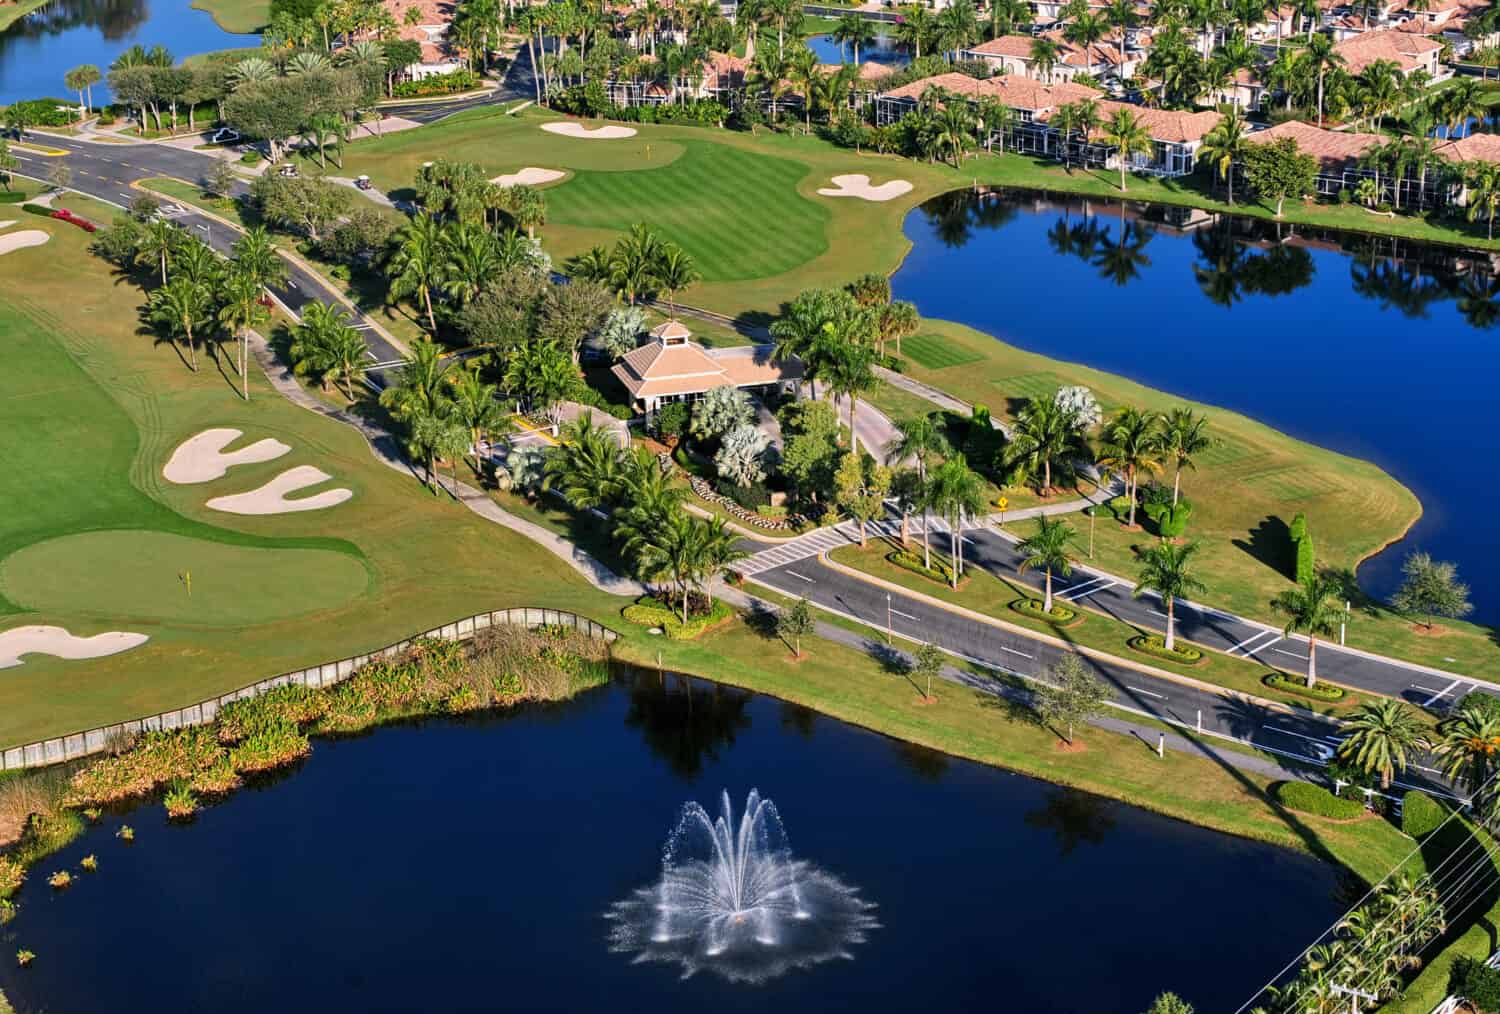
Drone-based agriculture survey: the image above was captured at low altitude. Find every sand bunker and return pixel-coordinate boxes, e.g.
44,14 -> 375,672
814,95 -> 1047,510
206,465 -> 353,515
541,121 -> 637,140
491,167 -> 566,187
0,220 -> 15,230
0,230 -> 51,255
163,428 -> 292,484
816,174 -> 914,202
0,625 -> 148,670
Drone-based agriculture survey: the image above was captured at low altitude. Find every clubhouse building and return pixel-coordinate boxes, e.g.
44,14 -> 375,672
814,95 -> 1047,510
611,321 -> 801,417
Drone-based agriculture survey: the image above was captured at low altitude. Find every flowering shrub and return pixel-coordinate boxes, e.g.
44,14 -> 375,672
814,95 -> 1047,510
50,208 -> 96,232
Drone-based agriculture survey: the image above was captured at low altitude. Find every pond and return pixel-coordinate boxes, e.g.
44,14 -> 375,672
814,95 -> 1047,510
805,32 -> 908,67
0,0 -> 255,106
892,189 -> 1500,624
0,670 -> 1343,1013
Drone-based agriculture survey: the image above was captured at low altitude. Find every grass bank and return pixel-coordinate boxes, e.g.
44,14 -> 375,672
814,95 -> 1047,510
186,0 -> 267,34
0,0 -> 49,32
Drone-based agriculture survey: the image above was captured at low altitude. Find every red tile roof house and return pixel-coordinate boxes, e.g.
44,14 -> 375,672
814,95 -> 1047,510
1240,119 -> 1443,205
611,321 -> 802,418
384,0 -> 464,79
961,31 -> 1143,85
872,71 -> 1100,130
1330,28 -> 1444,77
1043,100 -> 1222,176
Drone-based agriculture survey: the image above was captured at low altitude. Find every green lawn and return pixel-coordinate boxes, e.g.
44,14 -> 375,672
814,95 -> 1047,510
0,219 -> 627,746
546,140 -> 830,282
187,0 -> 268,34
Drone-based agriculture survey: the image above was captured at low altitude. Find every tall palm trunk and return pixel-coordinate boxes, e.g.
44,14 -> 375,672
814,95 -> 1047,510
422,284 -> 437,334
186,323 -> 197,371
241,331 -> 250,401
1164,598 -> 1176,651
1173,463 -> 1183,505
1043,568 -> 1054,613
1306,637 -> 1318,687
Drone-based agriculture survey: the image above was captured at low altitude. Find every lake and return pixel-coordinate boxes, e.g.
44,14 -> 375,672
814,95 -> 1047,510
805,32 -> 908,67
0,0 -> 254,106
0,670 -> 1343,1013
893,190 -> 1500,624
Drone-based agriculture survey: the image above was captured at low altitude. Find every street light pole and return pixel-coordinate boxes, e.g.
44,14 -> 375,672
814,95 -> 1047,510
1087,506 -> 1096,560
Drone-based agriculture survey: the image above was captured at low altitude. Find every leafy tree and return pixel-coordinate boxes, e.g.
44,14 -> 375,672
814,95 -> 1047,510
1243,137 -> 1317,218
0,139 -> 17,193
1391,552 -> 1473,631
47,160 -> 72,193
1339,699 -> 1424,790
503,338 -> 579,423
910,641 -> 945,701
834,452 -> 891,546
777,597 -> 816,658
778,399 -> 841,503
248,173 -> 351,242
455,268 -> 548,355
1133,541 -> 1206,653
202,160 -> 240,200
690,384 -> 755,441
1034,654 -> 1112,745
1017,516 -> 1076,614
715,425 -> 771,487
1272,571 -> 1344,687
540,278 -> 613,364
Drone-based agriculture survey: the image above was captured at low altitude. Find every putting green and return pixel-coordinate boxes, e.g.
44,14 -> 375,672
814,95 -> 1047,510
0,530 -> 370,626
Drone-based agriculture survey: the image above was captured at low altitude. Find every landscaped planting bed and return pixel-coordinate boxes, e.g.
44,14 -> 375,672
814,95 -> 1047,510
1010,597 -> 1082,627
1263,672 -> 1347,702
1127,634 -> 1205,666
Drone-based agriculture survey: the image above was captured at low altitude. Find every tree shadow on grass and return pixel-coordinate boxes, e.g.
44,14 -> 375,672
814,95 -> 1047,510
1233,515 -> 1295,582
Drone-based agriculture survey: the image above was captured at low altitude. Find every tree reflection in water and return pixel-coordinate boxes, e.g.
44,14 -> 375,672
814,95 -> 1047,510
623,670 -> 753,779
1024,787 -> 1118,858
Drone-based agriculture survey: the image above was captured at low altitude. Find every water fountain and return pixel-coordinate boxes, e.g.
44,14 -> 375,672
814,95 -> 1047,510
606,789 -> 878,983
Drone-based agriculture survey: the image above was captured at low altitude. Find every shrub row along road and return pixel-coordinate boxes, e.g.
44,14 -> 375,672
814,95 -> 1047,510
8,135 -> 407,375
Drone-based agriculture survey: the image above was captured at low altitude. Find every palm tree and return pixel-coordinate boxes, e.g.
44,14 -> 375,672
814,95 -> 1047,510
1339,699 -> 1424,790
609,223 -> 665,305
446,367 -> 505,469
218,270 -> 268,401
545,413 -> 628,509
1103,108 -> 1154,192
1466,161 -> 1500,241
305,112 -> 349,169
441,221 -> 501,307
898,3 -> 934,59
654,244 -> 700,318
387,215 -> 447,333
1008,395 -> 1088,493
408,406 -> 470,496
148,276 -> 212,372
1017,516 -> 1077,613
141,218 -> 180,285
289,301 -> 368,400
1272,571 -> 1343,687
1434,706 -> 1500,811
1198,107 -> 1247,203
379,337 -> 451,422
1029,36 -> 1061,83
933,101 -> 976,168
230,226 -> 287,290
819,323 -> 879,455
928,454 -> 986,587
1133,540 -> 1205,653
1304,32 -> 1344,127
1097,407 -> 1164,527
1105,0 -> 1137,69
832,11 -> 876,62
1441,76 -> 1486,138
64,65 -> 101,119
886,415 -> 952,570
1162,407 -> 1213,505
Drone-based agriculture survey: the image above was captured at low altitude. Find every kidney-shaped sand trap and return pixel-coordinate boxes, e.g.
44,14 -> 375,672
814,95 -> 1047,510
163,428 -> 292,484
0,230 -> 51,256
541,121 -> 637,140
206,465 -> 353,515
0,625 -> 148,670
816,174 -> 914,202
491,167 -> 567,187
0,220 -> 16,230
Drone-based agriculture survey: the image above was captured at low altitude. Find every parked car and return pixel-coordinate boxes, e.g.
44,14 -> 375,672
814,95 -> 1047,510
354,175 -> 372,190
210,127 -> 240,144
277,163 -> 299,178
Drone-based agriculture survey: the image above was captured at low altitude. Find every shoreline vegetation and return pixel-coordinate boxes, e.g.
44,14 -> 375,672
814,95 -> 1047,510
0,0 -> 50,34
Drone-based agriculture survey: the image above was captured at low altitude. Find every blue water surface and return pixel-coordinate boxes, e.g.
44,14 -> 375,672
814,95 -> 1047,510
805,32 -> 908,66
0,0 -> 255,106
0,671 -> 1344,1013
893,190 -> 1500,624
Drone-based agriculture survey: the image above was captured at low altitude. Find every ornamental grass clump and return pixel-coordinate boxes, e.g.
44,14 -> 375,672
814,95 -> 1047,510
79,854 -> 97,873
163,781 -> 198,820
0,859 -> 23,900
226,717 -> 310,774
46,870 -> 71,890
66,726 -> 225,807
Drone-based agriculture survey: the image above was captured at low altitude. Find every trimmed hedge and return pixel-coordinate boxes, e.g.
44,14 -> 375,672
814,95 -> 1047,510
1402,790 -> 1447,839
1127,634 -> 1203,665
0,191 -> 25,204
21,203 -> 53,216
1275,781 -> 1366,820
1263,672 -> 1346,702
622,597 -> 734,640
1011,597 -> 1080,625
888,549 -> 955,585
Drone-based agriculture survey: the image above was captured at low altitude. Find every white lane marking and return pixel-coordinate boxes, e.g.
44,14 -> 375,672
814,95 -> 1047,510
784,570 -> 815,584
1057,575 -> 1107,596
1225,629 -> 1276,656
1273,648 -> 1308,660
1149,609 -> 1168,619
286,279 -> 298,289
998,645 -> 1033,659
1268,725 -> 1343,746
1062,580 -> 1115,603
1127,686 -> 1167,700
1422,679 -> 1464,708
119,192 -> 134,202
890,608 -> 920,621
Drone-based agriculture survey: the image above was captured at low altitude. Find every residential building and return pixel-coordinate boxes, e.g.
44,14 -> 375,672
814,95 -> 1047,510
1331,28 -> 1444,76
383,0 -> 464,79
611,322 -> 802,417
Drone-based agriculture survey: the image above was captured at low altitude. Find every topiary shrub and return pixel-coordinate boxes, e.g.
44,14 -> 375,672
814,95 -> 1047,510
888,549 -> 956,585
20,203 -> 53,217
1289,511 -> 1315,584
0,192 -> 24,204
1401,790 -> 1446,839
1127,634 -> 1203,664
654,402 -> 689,442
622,597 -> 734,640
1275,780 -> 1366,819
1263,672 -> 1346,702
1011,597 -> 1080,625
1144,499 -> 1192,538
1451,955 -> 1500,1011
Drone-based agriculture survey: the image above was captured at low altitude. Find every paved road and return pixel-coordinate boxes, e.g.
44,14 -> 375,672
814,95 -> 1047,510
9,133 -> 407,378
747,550 -> 1461,799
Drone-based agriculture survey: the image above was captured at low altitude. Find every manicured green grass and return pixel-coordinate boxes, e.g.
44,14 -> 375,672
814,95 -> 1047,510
897,332 -> 982,370
0,221 -> 627,746
186,0 -> 268,34
547,140 -> 830,282
1,531 -> 371,625
0,0 -> 50,32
